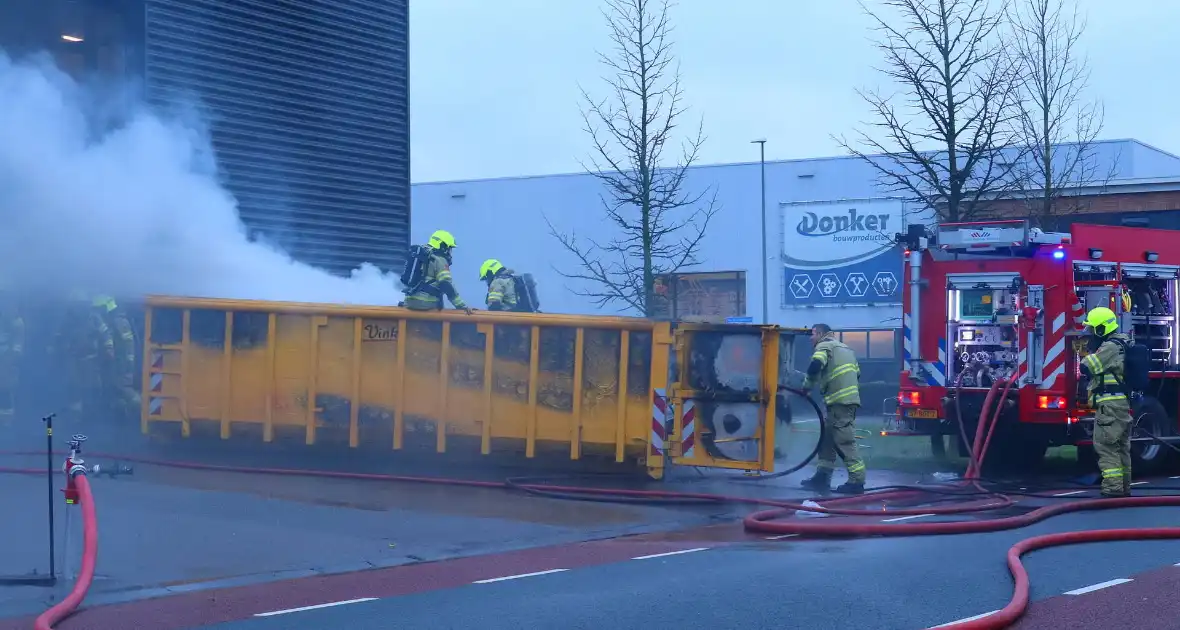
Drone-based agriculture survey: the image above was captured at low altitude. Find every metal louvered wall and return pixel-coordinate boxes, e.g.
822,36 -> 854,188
142,0 -> 409,276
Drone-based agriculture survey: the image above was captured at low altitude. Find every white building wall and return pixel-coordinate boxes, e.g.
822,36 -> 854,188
410,139 -> 1180,332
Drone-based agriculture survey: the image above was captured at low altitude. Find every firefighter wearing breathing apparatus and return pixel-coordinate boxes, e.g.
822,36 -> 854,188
1079,306 -> 1134,498
402,230 -> 472,314
799,323 -> 867,494
480,259 -> 518,311
93,294 -> 142,418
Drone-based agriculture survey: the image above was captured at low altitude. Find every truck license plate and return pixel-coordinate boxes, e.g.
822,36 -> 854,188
904,408 -> 938,419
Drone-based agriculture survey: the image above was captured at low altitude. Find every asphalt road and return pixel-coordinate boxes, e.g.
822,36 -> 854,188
7,482 -> 1174,630
196,508 -> 1180,630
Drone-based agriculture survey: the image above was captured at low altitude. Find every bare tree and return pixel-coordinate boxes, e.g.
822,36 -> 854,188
838,0 -> 1024,223
546,0 -> 719,316
1008,0 -> 1107,229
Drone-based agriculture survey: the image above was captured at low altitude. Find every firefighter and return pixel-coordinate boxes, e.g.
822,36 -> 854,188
1079,306 -> 1133,498
53,295 -> 115,419
479,259 -> 519,311
403,230 -> 472,314
0,294 -> 25,421
93,294 -> 141,417
798,323 -> 867,494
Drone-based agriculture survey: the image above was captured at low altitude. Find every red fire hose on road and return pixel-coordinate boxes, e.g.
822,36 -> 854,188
3,379 -> 1179,629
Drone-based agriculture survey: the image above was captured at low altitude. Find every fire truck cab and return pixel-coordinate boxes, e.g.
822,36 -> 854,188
888,219 -> 1180,473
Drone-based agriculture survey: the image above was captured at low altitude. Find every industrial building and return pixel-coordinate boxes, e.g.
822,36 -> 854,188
412,139 -> 1180,393
1,0 -> 410,275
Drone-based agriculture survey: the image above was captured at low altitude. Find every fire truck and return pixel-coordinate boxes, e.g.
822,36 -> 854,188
886,219 -> 1180,474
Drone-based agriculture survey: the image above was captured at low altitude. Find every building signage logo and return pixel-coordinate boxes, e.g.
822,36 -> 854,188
783,203 -> 899,270
796,209 -> 890,239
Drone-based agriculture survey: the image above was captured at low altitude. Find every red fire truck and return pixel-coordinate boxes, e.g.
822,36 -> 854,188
887,219 -> 1180,473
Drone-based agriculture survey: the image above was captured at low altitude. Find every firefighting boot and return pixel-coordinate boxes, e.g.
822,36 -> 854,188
800,468 -> 832,492
835,481 -> 865,495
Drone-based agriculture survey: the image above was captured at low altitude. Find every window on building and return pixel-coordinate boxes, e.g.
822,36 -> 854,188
834,329 -> 897,360
869,330 -> 895,359
839,331 -> 868,356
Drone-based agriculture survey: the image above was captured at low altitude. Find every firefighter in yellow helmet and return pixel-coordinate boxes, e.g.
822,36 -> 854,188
1079,306 -> 1133,497
798,323 -> 866,494
403,230 -> 472,314
479,259 -> 519,311
92,294 -> 142,417
53,292 -> 116,418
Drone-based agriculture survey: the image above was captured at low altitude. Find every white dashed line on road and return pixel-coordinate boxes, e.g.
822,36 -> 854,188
765,534 -> 799,540
881,513 -> 934,523
631,547 -> 709,560
928,610 -> 1000,627
1064,578 -> 1133,595
1170,476 -> 1180,480
473,568 -> 568,584
254,598 -> 377,617
1053,490 -> 1088,497
1130,481 -> 1150,486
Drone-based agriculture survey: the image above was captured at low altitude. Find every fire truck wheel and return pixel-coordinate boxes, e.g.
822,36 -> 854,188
1130,396 -> 1176,475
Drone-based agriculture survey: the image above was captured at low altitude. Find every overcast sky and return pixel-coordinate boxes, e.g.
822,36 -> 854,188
408,0 -> 1180,183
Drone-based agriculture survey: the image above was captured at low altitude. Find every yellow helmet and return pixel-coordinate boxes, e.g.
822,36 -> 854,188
479,259 -> 504,281
1083,306 -> 1118,336
92,294 -> 117,312
428,230 -> 456,250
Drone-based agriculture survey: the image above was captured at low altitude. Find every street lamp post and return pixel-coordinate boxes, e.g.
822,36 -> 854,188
751,139 -> 768,324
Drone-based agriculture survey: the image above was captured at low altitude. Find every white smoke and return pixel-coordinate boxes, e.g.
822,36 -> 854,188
0,52 -> 405,306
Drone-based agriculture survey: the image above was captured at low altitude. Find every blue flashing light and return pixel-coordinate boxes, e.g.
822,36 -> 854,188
1052,249 -> 1065,260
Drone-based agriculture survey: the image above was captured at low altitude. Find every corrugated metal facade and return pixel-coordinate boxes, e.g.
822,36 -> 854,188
143,0 -> 409,275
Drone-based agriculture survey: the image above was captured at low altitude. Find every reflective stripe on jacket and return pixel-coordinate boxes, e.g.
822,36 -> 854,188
486,272 -> 518,310
407,253 -> 467,309
807,336 -> 861,406
1083,332 -> 1129,406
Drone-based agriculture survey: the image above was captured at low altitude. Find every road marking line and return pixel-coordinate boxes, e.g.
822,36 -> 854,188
255,598 -> 377,617
929,610 -> 1000,627
1053,490 -> 1087,497
1170,476 -> 1180,480
765,534 -> 799,540
473,568 -> 568,584
1131,481 -> 1150,486
882,513 -> 934,523
1064,578 -> 1133,595
631,547 -> 709,560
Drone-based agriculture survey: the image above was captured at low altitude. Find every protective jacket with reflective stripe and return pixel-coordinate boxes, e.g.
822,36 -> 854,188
1082,332 -> 1130,406
806,336 -> 861,406
486,270 -> 518,311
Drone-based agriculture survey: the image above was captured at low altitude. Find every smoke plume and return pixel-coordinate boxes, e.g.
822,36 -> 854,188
0,52 -> 404,305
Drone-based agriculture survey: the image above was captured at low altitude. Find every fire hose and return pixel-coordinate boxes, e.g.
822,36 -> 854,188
3,383 -> 1180,629
19,440 -> 99,630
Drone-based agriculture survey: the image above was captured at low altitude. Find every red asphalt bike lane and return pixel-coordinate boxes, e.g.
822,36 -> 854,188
1010,562 -> 1180,629
0,538 -> 714,630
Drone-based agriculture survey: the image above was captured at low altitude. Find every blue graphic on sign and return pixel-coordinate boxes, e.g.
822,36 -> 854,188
844,272 -> 869,297
726,316 -> 754,324
872,271 -> 899,297
788,273 -> 815,299
783,246 -> 903,307
817,273 -> 841,298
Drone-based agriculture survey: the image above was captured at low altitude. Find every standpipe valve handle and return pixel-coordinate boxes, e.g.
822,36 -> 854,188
62,434 -> 90,505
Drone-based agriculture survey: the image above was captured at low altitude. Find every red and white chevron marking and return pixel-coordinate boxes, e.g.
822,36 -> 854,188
1042,311 -> 1069,390
651,388 -> 668,456
680,400 -> 696,458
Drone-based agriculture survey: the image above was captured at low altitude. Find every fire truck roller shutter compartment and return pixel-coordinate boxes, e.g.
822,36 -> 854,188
946,273 -> 1023,389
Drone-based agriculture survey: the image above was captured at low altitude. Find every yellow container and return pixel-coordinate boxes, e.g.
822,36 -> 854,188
140,296 -> 800,478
